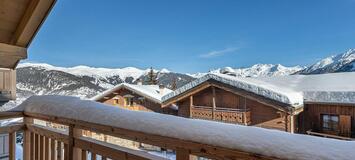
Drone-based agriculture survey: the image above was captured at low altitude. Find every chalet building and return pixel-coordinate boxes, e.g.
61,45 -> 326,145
91,83 -> 176,114
162,73 -> 355,138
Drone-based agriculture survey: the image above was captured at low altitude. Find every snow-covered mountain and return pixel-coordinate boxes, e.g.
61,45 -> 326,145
191,64 -> 304,78
297,49 -> 355,74
2,48 -> 355,109
9,63 -> 194,107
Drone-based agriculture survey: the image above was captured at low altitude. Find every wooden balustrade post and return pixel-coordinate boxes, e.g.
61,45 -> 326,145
24,117 -> 34,160
176,148 -> 192,160
9,131 -> 16,160
72,127 -> 83,160
189,96 -> 193,118
40,135 -> 45,160
212,86 -> 216,120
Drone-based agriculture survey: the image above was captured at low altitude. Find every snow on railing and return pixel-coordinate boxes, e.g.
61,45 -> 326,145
5,95 -> 355,160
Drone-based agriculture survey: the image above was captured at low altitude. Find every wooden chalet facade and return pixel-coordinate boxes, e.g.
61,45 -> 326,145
299,102 -> 355,139
162,73 -> 355,138
91,83 -> 176,115
162,79 -> 299,133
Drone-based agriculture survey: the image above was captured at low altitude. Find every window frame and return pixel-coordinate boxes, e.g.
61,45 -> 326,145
124,97 -> 134,107
321,114 -> 339,132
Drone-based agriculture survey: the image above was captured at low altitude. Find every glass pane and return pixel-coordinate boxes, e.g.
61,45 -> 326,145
323,115 -> 330,122
331,116 -> 339,122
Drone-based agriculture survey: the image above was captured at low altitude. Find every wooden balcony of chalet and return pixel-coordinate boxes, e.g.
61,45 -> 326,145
0,95 -> 354,160
191,106 -> 251,125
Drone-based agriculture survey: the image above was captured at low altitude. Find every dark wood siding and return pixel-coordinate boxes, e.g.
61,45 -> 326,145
299,103 -> 355,137
177,86 -> 289,131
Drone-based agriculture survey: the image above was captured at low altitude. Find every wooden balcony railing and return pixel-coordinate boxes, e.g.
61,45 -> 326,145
0,95 -> 354,160
306,130 -> 354,141
191,106 -> 251,125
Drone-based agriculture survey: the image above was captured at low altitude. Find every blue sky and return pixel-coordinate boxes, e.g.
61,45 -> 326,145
27,0 -> 355,73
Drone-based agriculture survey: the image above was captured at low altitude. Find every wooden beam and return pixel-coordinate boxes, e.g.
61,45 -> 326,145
162,83 -> 212,107
24,112 -> 278,160
0,124 -> 24,134
0,42 -> 27,58
212,86 -> 216,120
0,112 -> 23,120
10,0 -> 56,47
75,137 -> 168,160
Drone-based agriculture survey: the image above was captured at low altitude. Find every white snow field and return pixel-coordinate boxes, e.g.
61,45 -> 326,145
10,95 -> 355,160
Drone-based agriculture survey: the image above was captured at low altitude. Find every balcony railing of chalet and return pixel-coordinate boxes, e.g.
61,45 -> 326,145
0,95 -> 355,160
191,106 -> 251,125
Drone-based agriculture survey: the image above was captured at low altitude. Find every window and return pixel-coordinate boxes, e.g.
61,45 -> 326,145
124,97 -> 134,107
113,99 -> 119,105
322,114 -> 339,131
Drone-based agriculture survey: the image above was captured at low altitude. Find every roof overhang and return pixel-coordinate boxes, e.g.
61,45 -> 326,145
0,0 -> 56,69
162,80 -> 295,113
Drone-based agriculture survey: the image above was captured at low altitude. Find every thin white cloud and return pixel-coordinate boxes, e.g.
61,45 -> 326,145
200,47 -> 239,58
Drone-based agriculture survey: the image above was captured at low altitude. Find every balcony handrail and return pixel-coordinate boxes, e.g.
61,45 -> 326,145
1,95 -> 355,160
192,105 -> 250,112
306,130 -> 354,141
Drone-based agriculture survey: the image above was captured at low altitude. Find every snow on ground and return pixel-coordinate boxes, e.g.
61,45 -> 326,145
11,95 -> 355,160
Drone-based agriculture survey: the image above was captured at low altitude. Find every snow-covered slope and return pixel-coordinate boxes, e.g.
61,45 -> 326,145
191,64 -> 304,78
298,49 -> 355,74
0,63 -> 195,109
18,63 -> 146,88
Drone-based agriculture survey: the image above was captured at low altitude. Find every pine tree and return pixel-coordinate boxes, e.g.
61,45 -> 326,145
147,67 -> 158,85
171,77 -> 177,90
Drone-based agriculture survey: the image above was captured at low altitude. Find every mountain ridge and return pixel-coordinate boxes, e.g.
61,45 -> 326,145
2,48 -> 354,108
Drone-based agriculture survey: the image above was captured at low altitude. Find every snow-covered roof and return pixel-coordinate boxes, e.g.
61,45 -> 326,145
12,96 -> 355,160
91,83 -> 173,103
162,72 -> 355,107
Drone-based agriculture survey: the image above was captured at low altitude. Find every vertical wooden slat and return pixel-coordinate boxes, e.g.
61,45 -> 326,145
176,148 -> 191,160
57,141 -> 62,160
189,96 -> 193,118
24,117 -> 34,160
81,150 -> 87,160
30,132 -> 35,160
45,137 -> 50,160
212,86 -> 216,120
23,130 -> 31,160
40,135 -> 45,160
51,139 -> 57,160
64,143 -> 69,160
35,134 -> 39,160
91,152 -> 96,160
8,132 -> 16,160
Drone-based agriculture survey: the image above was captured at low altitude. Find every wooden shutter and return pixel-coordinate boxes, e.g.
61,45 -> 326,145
339,115 -> 351,137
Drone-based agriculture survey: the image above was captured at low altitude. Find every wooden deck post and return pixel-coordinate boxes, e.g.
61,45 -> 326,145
24,117 -> 33,160
189,96 -> 193,118
9,131 -> 16,160
212,86 -> 216,120
290,115 -> 295,133
176,148 -> 192,160
72,127 -> 83,160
